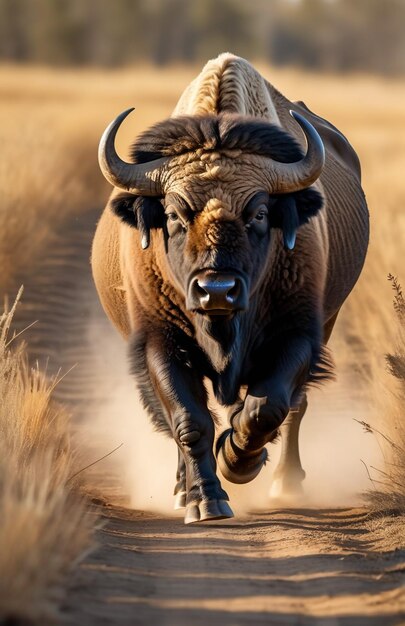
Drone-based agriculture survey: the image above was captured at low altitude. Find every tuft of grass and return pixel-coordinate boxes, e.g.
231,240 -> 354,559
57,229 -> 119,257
385,274 -> 405,381
0,289 -> 93,625
361,276 -> 405,525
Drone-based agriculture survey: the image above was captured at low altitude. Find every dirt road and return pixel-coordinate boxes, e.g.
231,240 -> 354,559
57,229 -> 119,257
11,210 -> 405,626
62,505 -> 404,626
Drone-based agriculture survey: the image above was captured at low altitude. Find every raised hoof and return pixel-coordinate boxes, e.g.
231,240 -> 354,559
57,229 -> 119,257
216,429 -> 267,485
184,499 -> 234,525
174,490 -> 187,510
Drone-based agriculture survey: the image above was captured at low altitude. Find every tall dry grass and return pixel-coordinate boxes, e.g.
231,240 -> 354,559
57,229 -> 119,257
0,64 -> 194,293
0,289 -> 92,624
360,276 -> 405,518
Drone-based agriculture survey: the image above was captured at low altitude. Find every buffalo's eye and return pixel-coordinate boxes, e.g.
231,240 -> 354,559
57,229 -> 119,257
253,205 -> 268,222
167,212 -> 179,222
245,202 -> 269,236
165,204 -> 187,236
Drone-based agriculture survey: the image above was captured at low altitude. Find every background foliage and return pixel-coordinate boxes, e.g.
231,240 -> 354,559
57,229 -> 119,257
0,0 -> 404,73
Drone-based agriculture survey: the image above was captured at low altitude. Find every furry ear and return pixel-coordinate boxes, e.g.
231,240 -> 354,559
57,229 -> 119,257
291,187 -> 325,224
110,193 -> 139,227
268,186 -> 324,250
109,193 -> 165,249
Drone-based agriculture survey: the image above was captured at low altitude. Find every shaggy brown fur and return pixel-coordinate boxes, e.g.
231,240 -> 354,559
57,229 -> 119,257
130,113 -> 304,165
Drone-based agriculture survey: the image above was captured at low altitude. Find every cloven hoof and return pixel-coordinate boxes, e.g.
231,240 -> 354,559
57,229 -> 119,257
216,429 -> 268,485
174,490 -> 187,510
184,499 -> 234,524
269,471 -> 306,500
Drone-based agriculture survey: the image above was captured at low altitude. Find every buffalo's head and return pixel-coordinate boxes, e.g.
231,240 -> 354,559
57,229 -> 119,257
99,110 -> 325,319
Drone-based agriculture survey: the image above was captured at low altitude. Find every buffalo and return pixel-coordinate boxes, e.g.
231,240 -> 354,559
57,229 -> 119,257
92,53 -> 369,523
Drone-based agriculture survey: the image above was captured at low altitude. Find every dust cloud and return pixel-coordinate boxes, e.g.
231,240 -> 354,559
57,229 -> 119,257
82,311 -> 380,517
81,294 -> 382,516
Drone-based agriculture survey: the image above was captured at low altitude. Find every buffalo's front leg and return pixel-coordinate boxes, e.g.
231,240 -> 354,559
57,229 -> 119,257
217,335 -> 313,484
173,448 -> 187,509
144,334 -> 233,524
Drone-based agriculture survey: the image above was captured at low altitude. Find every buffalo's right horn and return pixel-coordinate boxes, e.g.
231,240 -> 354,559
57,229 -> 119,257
98,108 -> 168,196
269,110 -> 325,193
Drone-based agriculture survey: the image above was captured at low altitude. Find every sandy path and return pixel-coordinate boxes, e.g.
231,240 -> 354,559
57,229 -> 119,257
62,506 -> 404,626
11,209 -> 405,626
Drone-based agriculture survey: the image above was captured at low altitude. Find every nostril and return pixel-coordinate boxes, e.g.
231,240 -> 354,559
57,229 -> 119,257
195,280 -> 208,296
226,281 -> 240,303
195,281 -> 209,303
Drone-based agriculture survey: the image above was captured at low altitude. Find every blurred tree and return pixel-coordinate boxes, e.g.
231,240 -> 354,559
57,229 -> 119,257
268,0 -> 405,74
84,0 -> 147,66
0,0 -> 31,61
28,0 -> 88,65
143,0 -> 252,65
145,0 -> 197,65
0,0 -> 403,74
192,0 -> 253,62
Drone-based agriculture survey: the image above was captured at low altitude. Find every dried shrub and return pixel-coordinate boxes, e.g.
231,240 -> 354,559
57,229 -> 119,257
361,276 -> 405,526
0,290 -> 93,624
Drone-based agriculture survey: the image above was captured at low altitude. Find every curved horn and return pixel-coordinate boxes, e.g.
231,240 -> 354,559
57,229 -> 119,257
98,108 -> 168,196
270,110 -> 325,193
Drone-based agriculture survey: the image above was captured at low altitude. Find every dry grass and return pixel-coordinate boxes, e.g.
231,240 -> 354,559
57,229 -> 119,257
0,289 -> 92,624
360,277 -> 405,523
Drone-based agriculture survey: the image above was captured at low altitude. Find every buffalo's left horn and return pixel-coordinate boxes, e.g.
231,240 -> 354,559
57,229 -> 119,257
270,110 -> 325,193
98,108 -> 168,195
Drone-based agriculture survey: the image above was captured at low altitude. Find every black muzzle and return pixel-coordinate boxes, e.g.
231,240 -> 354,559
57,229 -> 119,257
187,271 -> 248,315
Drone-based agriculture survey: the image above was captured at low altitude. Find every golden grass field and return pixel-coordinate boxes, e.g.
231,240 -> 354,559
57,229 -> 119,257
0,63 -> 404,623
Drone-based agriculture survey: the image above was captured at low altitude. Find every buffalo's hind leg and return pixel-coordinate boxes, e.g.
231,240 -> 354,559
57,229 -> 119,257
134,330 -> 233,524
269,311 -> 339,499
269,394 -> 307,498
